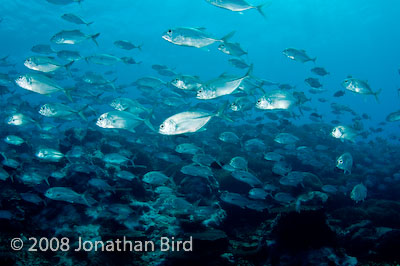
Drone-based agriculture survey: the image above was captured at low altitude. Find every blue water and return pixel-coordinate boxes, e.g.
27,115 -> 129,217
1,0 -> 400,265
2,1 -> 399,132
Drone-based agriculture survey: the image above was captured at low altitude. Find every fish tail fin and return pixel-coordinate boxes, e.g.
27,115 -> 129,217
143,109 -> 155,132
0,152 -> 7,161
297,103 -> 304,115
109,78 -> 118,91
64,60 -> 74,76
144,107 -> 156,119
92,92 -> 104,103
35,121 -> 42,130
81,192 -> 92,207
245,64 -> 254,78
221,31 -> 235,43
137,44 -> 143,51
87,105 -> 97,116
64,88 -> 74,102
255,4 -> 267,18
373,88 -> 382,103
77,104 -> 89,121
91,33 -> 100,46
216,101 -> 233,122
311,57 -> 317,63
86,21 -> 94,26
255,1 -> 272,18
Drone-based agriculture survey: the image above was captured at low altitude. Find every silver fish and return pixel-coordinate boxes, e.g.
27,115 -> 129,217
350,183 -> 367,203
110,98 -> 150,116
4,135 -> 25,146
24,56 -> 74,72
96,111 -> 153,132
159,105 -> 229,135
57,50 -> 82,61
143,171 -> 170,186
205,0 -> 268,17
256,90 -> 297,110
45,187 -> 90,206
331,125 -> 358,142
6,113 -> 38,127
39,103 -> 87,120
51,30 -> 100,46
283,48 -> 316,63
36,148 -> 64,162
85,54 -> 122,65
114,40 -> 142,50
31,44 -> 55,55
197,66 -> 252,100
341,78 -> 381,102
61,13 -> 93,26
162,27 -> 234,48
386,110 -> 400,122
15,73 -> 71,100
218,42 -> 247,56
336,152 -> 353,174
171,75 -> 202,91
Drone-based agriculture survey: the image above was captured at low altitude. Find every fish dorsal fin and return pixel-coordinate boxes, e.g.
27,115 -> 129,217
347,75 -> 352,78
194,27 -> 206,31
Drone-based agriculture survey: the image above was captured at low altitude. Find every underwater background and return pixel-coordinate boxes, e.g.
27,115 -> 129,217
1,0 -> 400,265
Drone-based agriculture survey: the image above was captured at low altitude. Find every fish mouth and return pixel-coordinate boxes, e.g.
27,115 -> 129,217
161,35 -> 171,42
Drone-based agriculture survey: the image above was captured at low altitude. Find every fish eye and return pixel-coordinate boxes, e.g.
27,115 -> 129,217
257,99 -> 261,103
198,89 -> 202,93
160,124 -> 164,129
167,29 -> 172,34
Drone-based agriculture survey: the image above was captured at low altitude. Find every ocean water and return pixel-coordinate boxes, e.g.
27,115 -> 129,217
1,0 -> 400,265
